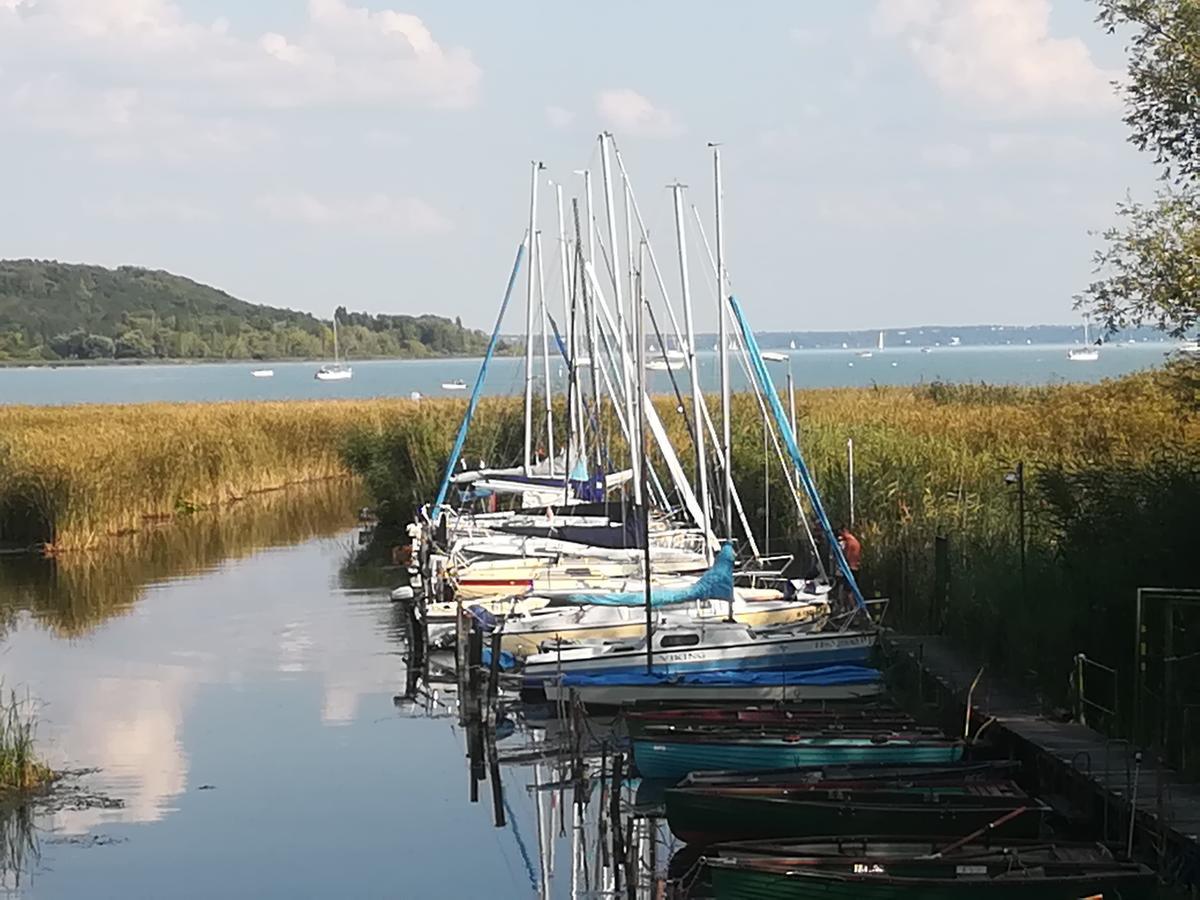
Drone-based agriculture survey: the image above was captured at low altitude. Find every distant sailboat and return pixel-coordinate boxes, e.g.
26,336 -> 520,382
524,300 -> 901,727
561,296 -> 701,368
1067,318 -> 1100,362
315,313 -> 353,381
789,339 -> 797,350
646,349 -> 687,372
877,330 -> 885,352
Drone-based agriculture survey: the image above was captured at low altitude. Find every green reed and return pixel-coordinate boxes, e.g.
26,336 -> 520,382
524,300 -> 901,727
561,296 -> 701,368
0,688 -> 52,793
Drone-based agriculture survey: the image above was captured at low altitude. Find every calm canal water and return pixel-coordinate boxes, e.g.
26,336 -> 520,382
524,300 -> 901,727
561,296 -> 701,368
0,486 -> 615,898
0,343 -> 1177,406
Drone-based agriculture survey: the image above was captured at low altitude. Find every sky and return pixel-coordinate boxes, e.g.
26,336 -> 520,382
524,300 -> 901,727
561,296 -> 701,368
0,0 -> 1160,331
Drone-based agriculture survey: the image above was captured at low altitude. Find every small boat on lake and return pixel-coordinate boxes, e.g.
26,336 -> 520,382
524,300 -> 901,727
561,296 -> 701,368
542,666 -> 883,706
495,592 -> 829,658
646,349 -> 687,371
441,379 -> 467,391
624,705 -> 919,736
522,620 -> 876,688
251,368 -> 274,378
631,730 -> 962,780
315,312 -> 353,381
665,781 -> 1045,845
700,839 -> 1156,900
1067,317 -> 1100,362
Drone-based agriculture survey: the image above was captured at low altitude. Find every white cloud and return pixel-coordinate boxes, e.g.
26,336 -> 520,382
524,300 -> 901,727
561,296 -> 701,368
985,131 -> 1112,165
94,195 -> 219,224
920,141 -> 973,169
5,75 -> 272,162
872,0 -> 1117,117
816,185 -> 947,228
0,0 -> 480,160
596,88 -> 684,139
545,104 -> 575,129
256,191 -> 453,237
789,26 -> 829,48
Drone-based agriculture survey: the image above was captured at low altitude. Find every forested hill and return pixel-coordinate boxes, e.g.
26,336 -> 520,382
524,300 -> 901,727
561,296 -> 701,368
0,260 -> 500,362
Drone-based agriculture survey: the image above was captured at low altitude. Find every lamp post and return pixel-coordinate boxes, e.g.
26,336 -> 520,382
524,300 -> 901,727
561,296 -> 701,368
1004,462 -> 1026,599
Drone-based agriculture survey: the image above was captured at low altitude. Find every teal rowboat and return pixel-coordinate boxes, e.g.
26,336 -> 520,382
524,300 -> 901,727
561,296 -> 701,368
704,840 -> 1157,900
664,782 -> 1045,845
632,734 -> 964,781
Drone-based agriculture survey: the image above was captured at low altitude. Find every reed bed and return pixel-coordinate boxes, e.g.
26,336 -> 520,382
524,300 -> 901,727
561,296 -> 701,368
0,688 -> 51,793
0,400 -> 413,549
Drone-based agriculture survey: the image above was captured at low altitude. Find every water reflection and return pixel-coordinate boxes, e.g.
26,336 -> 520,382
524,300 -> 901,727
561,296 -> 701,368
0,481 -> 364,638
0,802 -> 38,894
0,489 -> 649,898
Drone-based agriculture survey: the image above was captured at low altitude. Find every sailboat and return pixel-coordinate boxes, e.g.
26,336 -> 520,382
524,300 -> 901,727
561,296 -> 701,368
646,348 -> 687,371
315,314 -> 353,381
1068,318 -> 1100,362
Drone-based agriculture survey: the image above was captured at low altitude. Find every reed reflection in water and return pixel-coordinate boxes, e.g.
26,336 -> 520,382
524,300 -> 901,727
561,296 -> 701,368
0,481 -> 365,639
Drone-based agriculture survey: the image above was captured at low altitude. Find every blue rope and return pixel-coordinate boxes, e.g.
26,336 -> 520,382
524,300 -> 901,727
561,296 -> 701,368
502,790 -> 540,893
729,294 -> 867,612
431,241 -> 525,520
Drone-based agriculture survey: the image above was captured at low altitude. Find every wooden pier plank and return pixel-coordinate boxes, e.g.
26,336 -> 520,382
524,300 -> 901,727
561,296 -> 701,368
886,633 -> 1200,867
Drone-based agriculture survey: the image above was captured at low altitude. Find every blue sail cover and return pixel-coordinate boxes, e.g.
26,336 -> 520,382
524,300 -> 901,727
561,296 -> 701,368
560,665 -> 880,687
558,542 -> 735,608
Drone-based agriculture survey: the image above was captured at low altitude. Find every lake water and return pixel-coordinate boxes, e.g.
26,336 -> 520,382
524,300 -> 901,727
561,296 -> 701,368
0,486 -> 640,898
0,343 -> 1176,406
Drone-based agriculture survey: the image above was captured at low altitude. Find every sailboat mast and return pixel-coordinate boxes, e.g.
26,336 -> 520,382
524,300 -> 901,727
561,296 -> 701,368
635,242 -> 654,674
536,231 -> 555,469
573,198 -> 603,472
713,144 -> 733,539
599,133 -> 640,504
556,185 -> 582,456
332,313 -> 339,363
524,161 -> 544,474
671,183 -> 711,560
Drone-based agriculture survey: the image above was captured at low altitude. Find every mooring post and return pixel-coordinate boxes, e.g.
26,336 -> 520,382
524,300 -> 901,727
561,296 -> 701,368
610,752 -> 625,894
467,624 -> 483,695
1075,653 -> 1087,726
1127,750 -> 1143,858
485,726 -> 506,828
487,630 -> 503,707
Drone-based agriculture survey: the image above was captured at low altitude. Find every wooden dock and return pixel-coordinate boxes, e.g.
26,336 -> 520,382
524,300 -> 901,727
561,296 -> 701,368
886,633 -> 1200,891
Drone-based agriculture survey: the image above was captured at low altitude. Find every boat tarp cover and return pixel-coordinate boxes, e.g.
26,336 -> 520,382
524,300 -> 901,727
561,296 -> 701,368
555,542 -> 734,608
559,665 -> 880,687
498,507 -> 648,549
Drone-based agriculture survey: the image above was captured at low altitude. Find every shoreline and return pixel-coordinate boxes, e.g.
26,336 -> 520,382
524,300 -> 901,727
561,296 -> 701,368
0,341 -> 1182,371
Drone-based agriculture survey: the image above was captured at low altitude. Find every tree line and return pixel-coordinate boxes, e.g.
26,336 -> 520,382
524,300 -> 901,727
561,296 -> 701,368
0,260 -> 504,362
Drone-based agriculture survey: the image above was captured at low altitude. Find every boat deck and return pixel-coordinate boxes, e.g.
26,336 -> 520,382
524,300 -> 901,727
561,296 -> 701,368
886,632 -> 1200,888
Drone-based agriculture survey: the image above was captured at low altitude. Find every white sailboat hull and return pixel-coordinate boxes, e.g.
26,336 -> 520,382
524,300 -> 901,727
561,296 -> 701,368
501,595 -> 829,657
543,678 -> 884,705
522,624 -> 877,685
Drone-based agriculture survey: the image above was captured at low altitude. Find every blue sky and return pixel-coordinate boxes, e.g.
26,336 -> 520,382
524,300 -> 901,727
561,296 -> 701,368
0,0 -> 1156,330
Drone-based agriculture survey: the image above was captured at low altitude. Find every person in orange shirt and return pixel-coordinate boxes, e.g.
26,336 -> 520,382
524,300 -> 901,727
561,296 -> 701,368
834,526 -> 863,610
836,526 -> 862,575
